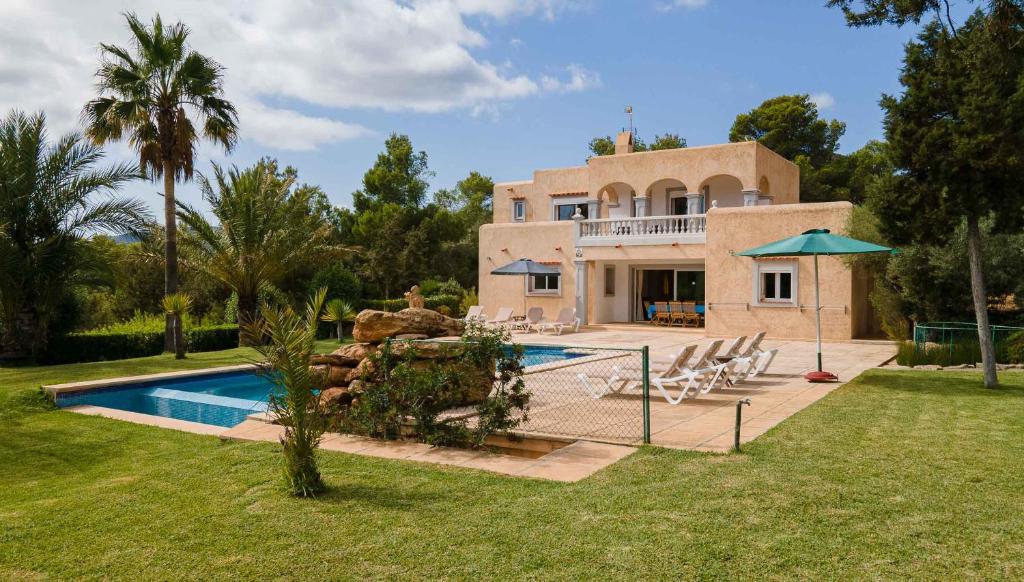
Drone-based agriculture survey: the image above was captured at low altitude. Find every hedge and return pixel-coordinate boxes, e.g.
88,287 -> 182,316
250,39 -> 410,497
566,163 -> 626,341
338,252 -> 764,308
42,325 -> 240,364
359,294 -> 462,317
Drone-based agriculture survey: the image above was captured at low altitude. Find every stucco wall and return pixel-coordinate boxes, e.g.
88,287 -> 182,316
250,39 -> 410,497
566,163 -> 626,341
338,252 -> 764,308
704,201 -> 863,340
492,141 -> 800,226
478,221 -> 576,318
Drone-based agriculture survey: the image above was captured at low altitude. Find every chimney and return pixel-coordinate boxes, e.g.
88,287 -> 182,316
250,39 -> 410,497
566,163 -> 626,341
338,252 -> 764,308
615,131 -> 634,155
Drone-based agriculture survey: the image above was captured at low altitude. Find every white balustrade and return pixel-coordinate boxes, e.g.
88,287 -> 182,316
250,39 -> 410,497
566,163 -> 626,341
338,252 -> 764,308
576,214 -> 706,246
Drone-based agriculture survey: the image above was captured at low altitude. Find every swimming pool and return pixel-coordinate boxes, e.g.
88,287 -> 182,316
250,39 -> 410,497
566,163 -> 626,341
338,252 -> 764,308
55,346 -> 582,428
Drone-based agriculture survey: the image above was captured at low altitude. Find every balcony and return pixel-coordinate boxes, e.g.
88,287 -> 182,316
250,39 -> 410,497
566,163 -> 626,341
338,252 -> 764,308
575,214 -> 706,247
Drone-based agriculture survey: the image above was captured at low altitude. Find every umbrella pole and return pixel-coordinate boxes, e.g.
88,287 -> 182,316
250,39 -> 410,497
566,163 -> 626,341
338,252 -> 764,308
814,254 -> 823,372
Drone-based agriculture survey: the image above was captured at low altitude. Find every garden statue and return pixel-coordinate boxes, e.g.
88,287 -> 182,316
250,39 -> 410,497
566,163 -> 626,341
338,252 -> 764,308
405,285 -> 425,309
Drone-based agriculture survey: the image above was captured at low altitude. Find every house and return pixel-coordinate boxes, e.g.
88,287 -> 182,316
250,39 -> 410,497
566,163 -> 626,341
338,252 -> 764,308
478,131 -> 878,340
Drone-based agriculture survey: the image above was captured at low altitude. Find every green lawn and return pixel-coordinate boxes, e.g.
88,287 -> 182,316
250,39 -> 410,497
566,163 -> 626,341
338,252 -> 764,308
1,351 -> 1023,579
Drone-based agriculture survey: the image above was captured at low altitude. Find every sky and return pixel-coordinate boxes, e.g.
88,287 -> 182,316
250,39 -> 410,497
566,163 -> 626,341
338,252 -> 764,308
0,0 -> 939,217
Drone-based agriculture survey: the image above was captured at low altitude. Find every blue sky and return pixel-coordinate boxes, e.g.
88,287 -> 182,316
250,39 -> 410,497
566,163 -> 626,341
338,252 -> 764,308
1,0 -> 936,215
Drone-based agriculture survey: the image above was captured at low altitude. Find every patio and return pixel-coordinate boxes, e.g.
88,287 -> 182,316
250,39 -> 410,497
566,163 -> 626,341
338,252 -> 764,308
510,325 -> 896,451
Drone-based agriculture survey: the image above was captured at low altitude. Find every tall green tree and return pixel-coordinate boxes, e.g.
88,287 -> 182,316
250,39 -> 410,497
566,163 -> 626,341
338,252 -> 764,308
729,94 -> 846,167
0,111 -> 148,357
176,160 -> 343,344
833,1 -> 1024,387
351,133 -> 431,212
83,12 -> 238,350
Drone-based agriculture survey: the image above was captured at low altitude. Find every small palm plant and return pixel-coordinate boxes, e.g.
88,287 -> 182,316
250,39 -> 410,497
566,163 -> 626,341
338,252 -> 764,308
247,288 -> 329,497
321,299 -> 357,343
162,293 -> 193,359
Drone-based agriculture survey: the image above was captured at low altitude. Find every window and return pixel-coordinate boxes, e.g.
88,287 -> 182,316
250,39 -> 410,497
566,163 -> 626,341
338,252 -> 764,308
528,273 -> 561,296
556,202 -> 588,221
754,262 -> 797,306
671,196 -> 687,216
604,265 -> 616,296
512,200 -> 526,222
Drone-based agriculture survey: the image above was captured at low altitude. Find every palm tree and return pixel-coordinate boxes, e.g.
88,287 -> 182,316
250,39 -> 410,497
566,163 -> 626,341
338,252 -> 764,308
176,160 -> 343,345
0,110 -> 148,358
162,292 -> 193,359
321,299 -> 357,343
83,12 -> 238,351
247,288 -> 329,497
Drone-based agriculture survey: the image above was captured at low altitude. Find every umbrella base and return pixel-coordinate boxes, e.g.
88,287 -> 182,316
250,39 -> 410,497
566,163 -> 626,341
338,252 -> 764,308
805,370 -> 839,383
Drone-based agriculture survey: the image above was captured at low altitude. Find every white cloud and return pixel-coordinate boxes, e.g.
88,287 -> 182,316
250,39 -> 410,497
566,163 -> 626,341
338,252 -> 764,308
0,0 -> 595,151
810,92 -> 836,110
540,65 -> 602,93
656,0 -> 709,11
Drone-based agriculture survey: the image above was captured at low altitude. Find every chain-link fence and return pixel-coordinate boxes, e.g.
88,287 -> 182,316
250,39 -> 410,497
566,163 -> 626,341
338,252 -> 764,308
914,322 -> 1024,351
512,343 -> 649,445
407,339 -> 651,445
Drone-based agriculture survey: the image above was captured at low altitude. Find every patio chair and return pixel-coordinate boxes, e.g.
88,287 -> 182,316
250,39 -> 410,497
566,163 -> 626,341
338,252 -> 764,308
510,307 -> 544,333
577,345 -> 697,399
464,305 -> 485,323
668,302 -> 686,327
651,302 -> 671,326
485,307 -> 514,329
681,301 -> 701,327
534,307 -> 580,335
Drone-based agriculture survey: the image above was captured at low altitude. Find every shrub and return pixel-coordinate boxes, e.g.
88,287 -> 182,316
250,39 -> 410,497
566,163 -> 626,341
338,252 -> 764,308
338,323 -> 529,448
41,316 -> 239,364
310,264 -> 363,304
1006,331 -> 1024,364
359,294 -> 462,316
460,287 -> 479,318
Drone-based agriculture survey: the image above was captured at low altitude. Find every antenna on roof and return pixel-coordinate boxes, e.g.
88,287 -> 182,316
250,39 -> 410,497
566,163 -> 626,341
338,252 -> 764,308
624,105 -> 633,136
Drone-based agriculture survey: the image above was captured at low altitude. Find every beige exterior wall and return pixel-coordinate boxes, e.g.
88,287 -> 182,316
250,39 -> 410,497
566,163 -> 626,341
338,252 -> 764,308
704,202 -> 866,340
479,137 -> 876,340
493,140 -> 799,225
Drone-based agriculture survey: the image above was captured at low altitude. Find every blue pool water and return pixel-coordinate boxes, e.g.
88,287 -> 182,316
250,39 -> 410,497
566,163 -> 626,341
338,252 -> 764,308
56,346 -> 582,428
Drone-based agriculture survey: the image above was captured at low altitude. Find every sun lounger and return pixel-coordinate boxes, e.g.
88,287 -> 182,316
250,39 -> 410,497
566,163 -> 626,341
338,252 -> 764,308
534,307 -> 579,335
577,345 -> 697,399
738,331 -> 766,358
510,307 -> 544,332
464,305 -> 485,322
715,335 -> 747,363
485,307 -> 514,328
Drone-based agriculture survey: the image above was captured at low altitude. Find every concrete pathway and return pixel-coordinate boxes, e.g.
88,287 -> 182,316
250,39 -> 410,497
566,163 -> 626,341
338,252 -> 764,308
222,420 -> 635,482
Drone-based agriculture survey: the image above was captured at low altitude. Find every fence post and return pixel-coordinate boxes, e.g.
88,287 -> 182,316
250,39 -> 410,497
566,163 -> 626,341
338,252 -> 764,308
642,346 -> 651,444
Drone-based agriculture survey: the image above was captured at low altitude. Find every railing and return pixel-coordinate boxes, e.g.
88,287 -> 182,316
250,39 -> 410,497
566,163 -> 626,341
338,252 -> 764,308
576,214 -> 706,246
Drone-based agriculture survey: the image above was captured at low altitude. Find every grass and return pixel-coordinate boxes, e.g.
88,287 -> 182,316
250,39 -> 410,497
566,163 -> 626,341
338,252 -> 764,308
1,353 -> 1023,579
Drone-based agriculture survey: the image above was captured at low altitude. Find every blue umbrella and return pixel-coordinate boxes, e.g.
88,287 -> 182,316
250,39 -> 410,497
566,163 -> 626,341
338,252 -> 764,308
491,258 -> 560,315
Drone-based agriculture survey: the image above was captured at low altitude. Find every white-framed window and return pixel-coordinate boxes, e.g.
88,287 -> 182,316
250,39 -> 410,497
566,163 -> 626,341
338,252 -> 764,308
551,195 -> 589,221
512,199 -> 526,222
753,261 -> 797,306
604,265 -> 616,296
527,273 -> 561,296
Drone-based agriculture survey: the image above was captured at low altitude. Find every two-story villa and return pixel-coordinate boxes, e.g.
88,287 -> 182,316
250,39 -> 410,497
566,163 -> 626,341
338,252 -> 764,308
478,131 -> 878,340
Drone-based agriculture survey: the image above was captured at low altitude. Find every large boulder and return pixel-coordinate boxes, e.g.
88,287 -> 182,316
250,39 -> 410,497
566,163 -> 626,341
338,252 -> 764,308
352,308 -> 465,344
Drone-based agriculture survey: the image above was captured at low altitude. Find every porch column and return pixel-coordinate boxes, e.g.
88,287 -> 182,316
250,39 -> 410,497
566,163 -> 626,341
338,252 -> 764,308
586,199 -> 601,220
685,191 -> 703,215
742,188 -> 761,207
633,196 -> 649,217
574,258 -> 588,326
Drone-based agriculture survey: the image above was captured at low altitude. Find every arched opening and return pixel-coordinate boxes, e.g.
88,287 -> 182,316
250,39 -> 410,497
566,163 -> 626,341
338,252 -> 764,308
699,174 -> 744,209
645,178 -> 688,216
759,175 -> 771,195
596,182 -> 636,218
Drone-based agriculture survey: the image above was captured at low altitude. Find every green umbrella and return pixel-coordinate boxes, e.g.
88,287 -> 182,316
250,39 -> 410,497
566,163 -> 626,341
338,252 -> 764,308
737,229 -> 896,379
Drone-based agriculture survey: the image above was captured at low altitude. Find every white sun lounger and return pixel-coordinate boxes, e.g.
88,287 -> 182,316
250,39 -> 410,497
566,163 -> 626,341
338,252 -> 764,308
485,307 -> 514,328
534,307 -> 580,335
510,307 -> 544,332
464,305 -> 486,322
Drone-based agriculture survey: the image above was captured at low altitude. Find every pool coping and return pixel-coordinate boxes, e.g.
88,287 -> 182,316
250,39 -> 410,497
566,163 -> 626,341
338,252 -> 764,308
42,364 -> 262,397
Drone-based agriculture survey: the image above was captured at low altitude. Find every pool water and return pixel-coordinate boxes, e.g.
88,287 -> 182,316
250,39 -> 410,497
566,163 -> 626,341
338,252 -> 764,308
56,346 -> 582,428
517,345 -> 584,367
56,371 -> 277,428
